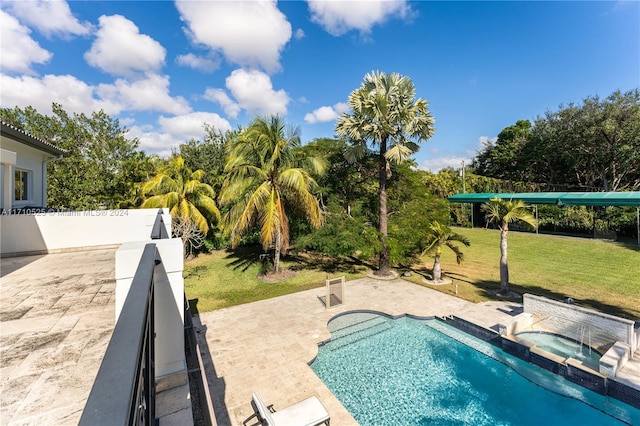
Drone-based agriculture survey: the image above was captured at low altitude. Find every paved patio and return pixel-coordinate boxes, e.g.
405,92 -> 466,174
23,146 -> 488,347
0,249 -> 191,426
1,249 -> 117,425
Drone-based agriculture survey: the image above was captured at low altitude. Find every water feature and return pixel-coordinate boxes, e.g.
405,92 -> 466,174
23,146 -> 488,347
515,330 -> 602,370
311,312 -> 640,425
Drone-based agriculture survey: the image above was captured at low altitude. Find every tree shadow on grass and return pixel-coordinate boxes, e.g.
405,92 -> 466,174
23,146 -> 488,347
221,246 -> 372,277
223,245 -> 263,272
444,273 -> 640,321
613,239 -> 640,253
287,252 -> 374,274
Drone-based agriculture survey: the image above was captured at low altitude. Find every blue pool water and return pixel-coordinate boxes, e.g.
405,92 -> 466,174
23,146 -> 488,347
310,312 -> 640,426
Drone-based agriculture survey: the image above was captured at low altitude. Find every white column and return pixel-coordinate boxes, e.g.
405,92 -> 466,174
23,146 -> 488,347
1,148 -> 17,211
115,238 -> 186,381
2,163 -> 12,211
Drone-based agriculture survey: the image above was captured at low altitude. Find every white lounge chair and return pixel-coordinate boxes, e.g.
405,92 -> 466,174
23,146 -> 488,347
247,392 -> 330,426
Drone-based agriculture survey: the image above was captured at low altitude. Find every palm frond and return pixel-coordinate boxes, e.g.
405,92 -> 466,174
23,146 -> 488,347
385,144 -> 414,164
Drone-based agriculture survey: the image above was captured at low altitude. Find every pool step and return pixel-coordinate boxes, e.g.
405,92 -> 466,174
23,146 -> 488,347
329,315 -> 388,339
329,313 -> 385,334
328,321 -> 392,351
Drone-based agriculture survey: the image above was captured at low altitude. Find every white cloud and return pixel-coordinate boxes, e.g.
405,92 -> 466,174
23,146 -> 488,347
294,28 -> 305,40
205,69 -> 289,118
96,73 -> 191,115
127,126 -> 177,157
0,72 -> 190,117
3,0 -> 91,38
176,53 -> 220,73
159,112 -> 232,140
226,69 -> 289,116
307,0 -> 412,36
0,10 -> 52,74
128,112 -> 233,156
203,88 -> 241,119
175,0 -> 291,73
0,73 -> 108,115
420,156 -> 472,173
304,102 -> 349,123
85,15 -> 166,76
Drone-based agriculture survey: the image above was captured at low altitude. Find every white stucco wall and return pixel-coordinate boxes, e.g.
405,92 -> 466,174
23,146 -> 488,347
115,239 -> 186,380
0,138 -> 53,209
0,208 -> 171,256
523,294 -> 637,352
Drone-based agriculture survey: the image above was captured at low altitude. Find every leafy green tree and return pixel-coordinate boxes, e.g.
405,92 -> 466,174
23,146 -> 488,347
336,71 -> 435,276
386,164 -> 450,266
296,200 -> 380,262
473,89 -> 640,192
481,198 -> 537,295
301,137 -> 378,215
220,116 -> 325,273
141,156 -> 220,235
474,120 -> 532,181
174,124 -> 240,190
422,222 -> 470,283
1,104 -> 148,209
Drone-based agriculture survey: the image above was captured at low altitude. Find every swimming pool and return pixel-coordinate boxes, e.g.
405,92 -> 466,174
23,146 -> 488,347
310,312 -> 640,425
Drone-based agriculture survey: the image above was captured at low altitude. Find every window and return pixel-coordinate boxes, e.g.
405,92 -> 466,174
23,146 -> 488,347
14,169 -> 29,201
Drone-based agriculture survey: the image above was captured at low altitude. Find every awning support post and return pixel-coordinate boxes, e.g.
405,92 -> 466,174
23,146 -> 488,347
636,207 -> 640,246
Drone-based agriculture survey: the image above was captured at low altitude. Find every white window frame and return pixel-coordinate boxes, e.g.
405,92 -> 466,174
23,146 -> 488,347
14,168 -> 32,203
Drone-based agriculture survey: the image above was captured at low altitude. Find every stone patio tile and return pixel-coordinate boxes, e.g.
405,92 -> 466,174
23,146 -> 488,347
50,313 -> 81,333
1,314 -> 64,336
1,248 -> 117,426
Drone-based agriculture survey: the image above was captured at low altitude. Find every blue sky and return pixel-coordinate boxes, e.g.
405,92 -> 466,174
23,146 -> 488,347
1,1 -> 638,171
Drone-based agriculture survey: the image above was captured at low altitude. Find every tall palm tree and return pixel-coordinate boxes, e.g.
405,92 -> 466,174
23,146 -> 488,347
422,222 -> 470,283
140,155 -> 220,235
336,71 -> 435,276
482,198 -> 537,295
220,116 -> 325,273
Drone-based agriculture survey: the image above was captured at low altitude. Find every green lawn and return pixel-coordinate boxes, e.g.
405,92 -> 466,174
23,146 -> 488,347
405,227 -> 640,320
185,228 -> 640,320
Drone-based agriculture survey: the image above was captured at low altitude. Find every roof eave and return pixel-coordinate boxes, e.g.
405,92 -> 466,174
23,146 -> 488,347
0,122 -> 66,157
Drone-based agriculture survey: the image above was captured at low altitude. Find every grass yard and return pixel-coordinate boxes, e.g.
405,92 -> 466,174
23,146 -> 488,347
184,246 -> 369,312
185,227 -> 640,320
405,227 -> 640,320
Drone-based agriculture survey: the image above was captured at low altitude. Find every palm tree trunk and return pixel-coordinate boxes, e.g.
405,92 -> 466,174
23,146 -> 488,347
274,228 -> 281,273
500,227 -> 509,293
377,135 -> 390,276
432,252 -> 442,282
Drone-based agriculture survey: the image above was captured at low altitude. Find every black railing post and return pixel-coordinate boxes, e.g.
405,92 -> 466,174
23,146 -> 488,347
151,209 -> 169,240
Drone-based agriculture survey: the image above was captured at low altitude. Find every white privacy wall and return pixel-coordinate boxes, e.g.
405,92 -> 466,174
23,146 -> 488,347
0,208 -> 171,256
523,294 -> 637,352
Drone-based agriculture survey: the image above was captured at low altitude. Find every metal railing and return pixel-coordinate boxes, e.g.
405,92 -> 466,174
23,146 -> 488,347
151,210 -> 169,240
80,243 -> 159,425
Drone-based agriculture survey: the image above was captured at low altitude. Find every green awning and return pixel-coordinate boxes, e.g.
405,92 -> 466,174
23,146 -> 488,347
447,192 -> 640,207
556,192 -> 640,206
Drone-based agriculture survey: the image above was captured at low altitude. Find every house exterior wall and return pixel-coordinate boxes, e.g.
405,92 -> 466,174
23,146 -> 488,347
0,137 -> 53,209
